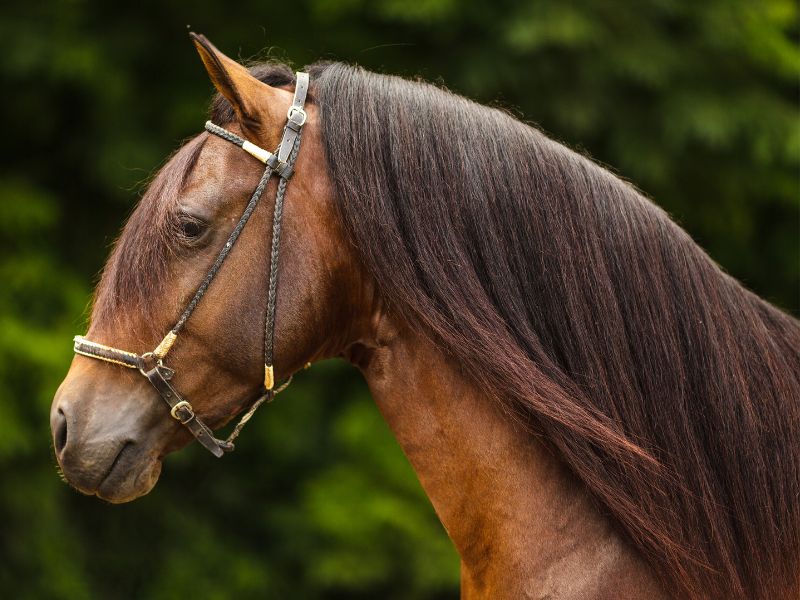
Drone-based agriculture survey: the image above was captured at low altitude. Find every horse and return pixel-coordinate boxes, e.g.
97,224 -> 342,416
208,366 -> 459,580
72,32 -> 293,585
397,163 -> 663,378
51,34 -> 800,599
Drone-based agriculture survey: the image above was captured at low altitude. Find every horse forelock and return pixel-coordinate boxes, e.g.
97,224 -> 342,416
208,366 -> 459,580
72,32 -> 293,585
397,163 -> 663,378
92,62 -> 298,337
92,134 -> 207,335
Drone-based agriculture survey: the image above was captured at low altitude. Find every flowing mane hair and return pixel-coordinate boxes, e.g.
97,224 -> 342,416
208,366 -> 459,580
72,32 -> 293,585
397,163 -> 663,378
95,59 -> 799,598
304,63 -> 800,598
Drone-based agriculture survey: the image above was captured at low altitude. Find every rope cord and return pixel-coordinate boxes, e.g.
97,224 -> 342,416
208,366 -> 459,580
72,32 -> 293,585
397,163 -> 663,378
224,376 -> 293,444
171,161 -> 275,335
208,129 -> 302,446
264,132 -> 302,368
204,121 -> 246,147
173,117 -> 302,445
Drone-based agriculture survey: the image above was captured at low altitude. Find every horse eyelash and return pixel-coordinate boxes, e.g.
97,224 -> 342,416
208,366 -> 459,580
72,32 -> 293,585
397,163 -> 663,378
176,212 -> 208,242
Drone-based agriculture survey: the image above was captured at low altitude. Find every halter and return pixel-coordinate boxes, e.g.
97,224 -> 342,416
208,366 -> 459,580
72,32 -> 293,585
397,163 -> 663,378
72,72 -> 310,457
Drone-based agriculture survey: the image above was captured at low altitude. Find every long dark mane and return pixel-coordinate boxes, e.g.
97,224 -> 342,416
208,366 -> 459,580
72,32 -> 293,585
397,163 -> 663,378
306,63 -> 800,598
96,58 -> 800,598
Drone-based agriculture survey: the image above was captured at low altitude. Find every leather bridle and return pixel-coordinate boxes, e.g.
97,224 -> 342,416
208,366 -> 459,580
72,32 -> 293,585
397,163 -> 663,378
72,72 -> 310,457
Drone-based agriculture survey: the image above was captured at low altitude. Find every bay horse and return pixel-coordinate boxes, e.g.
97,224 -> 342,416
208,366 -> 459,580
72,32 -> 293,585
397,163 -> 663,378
51,34 -> 800,599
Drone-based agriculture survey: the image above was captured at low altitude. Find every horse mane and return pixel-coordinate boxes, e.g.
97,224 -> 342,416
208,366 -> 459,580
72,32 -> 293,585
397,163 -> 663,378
306,62 -> 800,598
93,133 -> 207,331
94,58 -> 800,598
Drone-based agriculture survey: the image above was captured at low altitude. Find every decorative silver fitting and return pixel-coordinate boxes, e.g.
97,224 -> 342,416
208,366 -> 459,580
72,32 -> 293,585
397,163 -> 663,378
287,106 -> 307,127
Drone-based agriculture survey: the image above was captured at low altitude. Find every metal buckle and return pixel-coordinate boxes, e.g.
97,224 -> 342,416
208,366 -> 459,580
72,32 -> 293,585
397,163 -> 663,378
287,106 -> 307,126
138,352 -> 162,375
170,400 -> 194,424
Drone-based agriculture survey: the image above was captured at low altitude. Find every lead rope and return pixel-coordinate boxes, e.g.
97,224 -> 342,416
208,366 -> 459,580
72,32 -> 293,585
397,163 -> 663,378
224,377 -> 293,444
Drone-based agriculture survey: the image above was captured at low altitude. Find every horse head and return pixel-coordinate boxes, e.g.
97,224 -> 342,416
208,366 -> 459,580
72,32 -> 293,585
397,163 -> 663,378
51,36 -> 365,503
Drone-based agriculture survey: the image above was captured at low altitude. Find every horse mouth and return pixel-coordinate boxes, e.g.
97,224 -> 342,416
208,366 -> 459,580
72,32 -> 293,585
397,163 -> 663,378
94,443 -> 163,504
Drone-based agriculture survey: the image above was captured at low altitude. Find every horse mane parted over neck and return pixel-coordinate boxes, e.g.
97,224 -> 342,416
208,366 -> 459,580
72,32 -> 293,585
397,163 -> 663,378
307,63 -> 800,599
104,59 -> 800,599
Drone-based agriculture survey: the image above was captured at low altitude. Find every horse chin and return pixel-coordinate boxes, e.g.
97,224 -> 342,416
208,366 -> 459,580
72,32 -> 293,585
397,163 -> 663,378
94,454 -> 163,504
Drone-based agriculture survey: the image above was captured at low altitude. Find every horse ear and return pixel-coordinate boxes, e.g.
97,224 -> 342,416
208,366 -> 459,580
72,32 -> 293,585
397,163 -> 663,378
189,32 -> 282,132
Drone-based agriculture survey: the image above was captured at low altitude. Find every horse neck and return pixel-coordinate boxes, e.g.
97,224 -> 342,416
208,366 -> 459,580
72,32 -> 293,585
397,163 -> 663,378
349,313 -> 668,599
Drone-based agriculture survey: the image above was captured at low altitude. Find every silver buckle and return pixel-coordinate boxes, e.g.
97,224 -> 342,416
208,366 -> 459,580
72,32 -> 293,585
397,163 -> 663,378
170,400 -> 194,424
287,106 -> 307,127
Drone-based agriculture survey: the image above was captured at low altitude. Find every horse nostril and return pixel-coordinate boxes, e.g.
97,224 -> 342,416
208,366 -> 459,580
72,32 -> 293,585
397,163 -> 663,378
54,407 -> 68,455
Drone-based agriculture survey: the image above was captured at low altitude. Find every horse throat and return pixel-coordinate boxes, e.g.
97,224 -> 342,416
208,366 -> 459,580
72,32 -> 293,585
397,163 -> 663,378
347,314 -> 668,599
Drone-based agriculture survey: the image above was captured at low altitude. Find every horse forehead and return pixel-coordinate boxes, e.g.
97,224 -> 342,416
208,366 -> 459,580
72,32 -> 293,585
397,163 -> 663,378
180,133 -> 262,210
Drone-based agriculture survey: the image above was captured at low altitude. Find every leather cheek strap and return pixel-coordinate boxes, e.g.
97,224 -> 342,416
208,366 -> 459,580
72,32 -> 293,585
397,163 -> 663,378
142,365 -> 233,457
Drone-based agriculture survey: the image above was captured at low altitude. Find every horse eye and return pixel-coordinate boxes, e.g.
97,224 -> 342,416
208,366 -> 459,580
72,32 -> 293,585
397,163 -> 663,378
178,215 -> 207,241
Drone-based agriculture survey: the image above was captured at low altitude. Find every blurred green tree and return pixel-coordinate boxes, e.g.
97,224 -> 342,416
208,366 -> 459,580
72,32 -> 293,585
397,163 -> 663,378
0,0 -> 796,598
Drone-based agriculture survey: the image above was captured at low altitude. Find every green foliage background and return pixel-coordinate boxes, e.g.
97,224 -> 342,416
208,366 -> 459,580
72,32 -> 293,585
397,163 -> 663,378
0,0 -> 797,598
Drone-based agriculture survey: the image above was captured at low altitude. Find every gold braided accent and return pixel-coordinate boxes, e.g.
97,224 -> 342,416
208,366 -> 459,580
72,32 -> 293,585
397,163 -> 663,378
264,364 -> 275,390
153,331 -> 178,359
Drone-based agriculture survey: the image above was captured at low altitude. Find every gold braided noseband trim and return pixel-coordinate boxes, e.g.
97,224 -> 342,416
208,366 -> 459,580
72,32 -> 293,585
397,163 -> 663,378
73,335 -> 141,369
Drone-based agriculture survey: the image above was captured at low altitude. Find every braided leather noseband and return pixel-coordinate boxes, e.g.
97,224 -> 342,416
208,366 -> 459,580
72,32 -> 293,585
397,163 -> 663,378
72,72 -> 310,457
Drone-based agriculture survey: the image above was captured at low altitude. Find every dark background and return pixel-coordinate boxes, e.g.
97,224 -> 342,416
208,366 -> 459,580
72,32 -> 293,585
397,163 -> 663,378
1,0 -> 797,598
